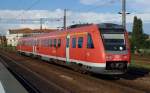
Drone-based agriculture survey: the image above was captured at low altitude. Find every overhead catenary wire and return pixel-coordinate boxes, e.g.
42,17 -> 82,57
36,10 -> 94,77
69,0 -> 117,25
71,0 -> 116,13
18,0 -> 63,25
0,0 -> 63,27
19,0 -> 41,23
0,0 -> 117,27
0,0 -> 41,24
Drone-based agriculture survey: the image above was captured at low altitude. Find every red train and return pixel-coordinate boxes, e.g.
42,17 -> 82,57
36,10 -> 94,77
17,23 -> 130,74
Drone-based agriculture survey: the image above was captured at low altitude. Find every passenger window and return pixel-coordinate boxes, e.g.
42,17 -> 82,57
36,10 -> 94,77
45,39 -> 49,47
58,39 -> 61,47
33,40 -> 36,46
54,39 -> 57,47
72,38 -> 76,48
87,33 -> 94,48
78,37 -> 83,48
49,39 -> 52,47
43,40 -> 47,47
37,40 -> 40,46
42,40 -> 45,46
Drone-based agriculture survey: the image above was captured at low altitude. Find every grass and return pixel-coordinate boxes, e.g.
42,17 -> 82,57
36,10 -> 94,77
0,45 -> 16,52
129,59 -> 150,70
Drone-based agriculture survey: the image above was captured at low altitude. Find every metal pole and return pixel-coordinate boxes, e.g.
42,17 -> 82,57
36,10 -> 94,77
40,18 -> 43,30
122,0 -> 126,29
64,9 -> 67,30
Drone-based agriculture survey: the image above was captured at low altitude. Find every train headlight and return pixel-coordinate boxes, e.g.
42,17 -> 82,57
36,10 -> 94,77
119,46 -> 123,51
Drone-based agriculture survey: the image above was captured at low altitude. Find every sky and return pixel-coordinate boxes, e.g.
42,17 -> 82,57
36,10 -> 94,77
0,0 -> 149,35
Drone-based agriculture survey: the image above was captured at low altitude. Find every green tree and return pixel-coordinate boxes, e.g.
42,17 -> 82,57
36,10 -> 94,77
138,18 -> 145,48
132,16 -> 145,50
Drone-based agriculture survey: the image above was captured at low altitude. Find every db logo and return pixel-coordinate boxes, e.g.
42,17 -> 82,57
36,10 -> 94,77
115,55 -> 120,59
52,50 -> 56,53
86,52 -> 90,56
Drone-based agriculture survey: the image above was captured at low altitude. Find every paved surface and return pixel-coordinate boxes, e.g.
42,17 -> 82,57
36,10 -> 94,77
0,59 -> 28,93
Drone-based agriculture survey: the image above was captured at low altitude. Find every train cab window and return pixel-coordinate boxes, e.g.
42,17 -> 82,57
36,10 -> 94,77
87,33 -> 94,48
54,39 -> 57,47
58,39 -> 61,47
78,37 -> 83,48
72,38 -> 76,48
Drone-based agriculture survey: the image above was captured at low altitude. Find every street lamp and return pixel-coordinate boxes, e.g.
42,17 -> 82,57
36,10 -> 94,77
118,12 -> 130,30
118,12 -> 130,15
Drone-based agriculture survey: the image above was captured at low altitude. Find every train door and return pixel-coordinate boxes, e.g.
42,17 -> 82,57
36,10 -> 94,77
33,39 -> 37,54
66,34 -> 70,64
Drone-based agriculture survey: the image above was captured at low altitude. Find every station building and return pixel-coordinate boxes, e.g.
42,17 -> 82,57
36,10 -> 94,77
6,28 -> 56,46
0,36 -> 7,46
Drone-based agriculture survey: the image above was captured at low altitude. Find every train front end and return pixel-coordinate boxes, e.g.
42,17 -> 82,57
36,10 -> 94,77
99,23 -> 130,74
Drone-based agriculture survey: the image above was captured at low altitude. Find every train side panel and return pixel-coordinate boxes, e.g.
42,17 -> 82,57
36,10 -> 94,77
84,26 -> 106,63
17,23 -> 130,74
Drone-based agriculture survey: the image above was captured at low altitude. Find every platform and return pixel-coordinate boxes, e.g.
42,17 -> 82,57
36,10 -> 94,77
0,61 -> 28,93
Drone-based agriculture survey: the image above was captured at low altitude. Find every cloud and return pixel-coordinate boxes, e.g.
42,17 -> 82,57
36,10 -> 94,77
128,0 -> 150,12
0,9 -> 64,35
80,0 -> 150,13
80,0 -> 116,6
69,11 -> 150,24
0,9 -> 150,35
1,9 -> 149,25
0,9 -> 64,19
71,12 -> 120,23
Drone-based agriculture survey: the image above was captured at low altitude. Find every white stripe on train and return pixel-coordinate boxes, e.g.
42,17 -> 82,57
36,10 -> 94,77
18,50 -> 106,67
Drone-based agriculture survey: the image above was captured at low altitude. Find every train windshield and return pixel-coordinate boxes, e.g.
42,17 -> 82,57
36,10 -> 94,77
102,32 -> 126,51
98,23 -> 126,52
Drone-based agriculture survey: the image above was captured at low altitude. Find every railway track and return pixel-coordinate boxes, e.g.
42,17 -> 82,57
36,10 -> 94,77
0,51 -> 149,93
132,55 -> 150,61
0,55 -> 69,93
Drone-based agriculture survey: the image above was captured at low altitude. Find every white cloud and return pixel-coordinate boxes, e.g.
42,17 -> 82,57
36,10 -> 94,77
0,9 -> 64,19
80,0 -> 100,5
127,0 -> 150,12
68,11 -> 150,24
127,13 -> 150,23
80,0 -> 150,12
80,0 -> 116,6
71,12 -> 120,23
0,9 -> 150,35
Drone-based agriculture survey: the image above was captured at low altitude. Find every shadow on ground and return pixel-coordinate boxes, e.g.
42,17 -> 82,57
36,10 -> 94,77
90,67 -> 150,80
120,67 -> 150,80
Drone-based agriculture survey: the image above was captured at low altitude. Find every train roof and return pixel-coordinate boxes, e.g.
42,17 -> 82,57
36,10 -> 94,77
98,23 -> 124,29
19,23 -> 124,41
20,24 -> 95,40
68,23 -> 124,30
68,23 -> 93,28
